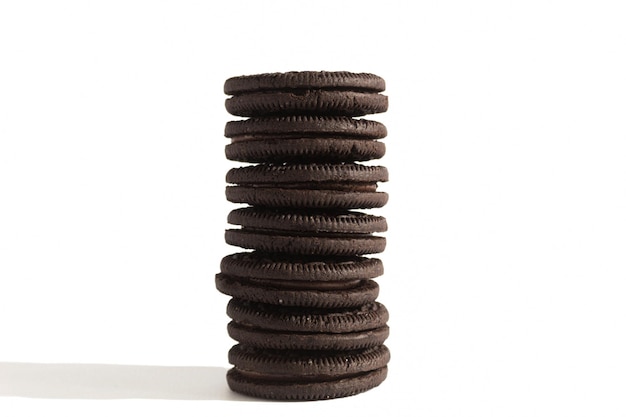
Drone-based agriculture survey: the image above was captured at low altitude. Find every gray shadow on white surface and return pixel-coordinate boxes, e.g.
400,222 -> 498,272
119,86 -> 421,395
0,362 -> 253,400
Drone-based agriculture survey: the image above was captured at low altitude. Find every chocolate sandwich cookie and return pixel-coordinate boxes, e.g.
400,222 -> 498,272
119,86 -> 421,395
227,366 -> 388,401
225,208 -> 386,255
227,208 -> 387,234
226,163 -> 389,209
226,322 -> 389,351
229,344 -> 390,378
226,163 -> 388,189
225,115 -> 387,140
226,299 -> 388,333
226,187 -> 388,209
224,71 -> 386,95
226,344 -> 390,401
226,90 -> 388,117
224,229 -> 385,256
215,273 -> 379,308
225,137 -> 385,163
220,252 -> 384,282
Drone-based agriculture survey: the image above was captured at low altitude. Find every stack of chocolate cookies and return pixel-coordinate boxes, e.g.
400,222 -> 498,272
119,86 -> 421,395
216,71 -> 390,400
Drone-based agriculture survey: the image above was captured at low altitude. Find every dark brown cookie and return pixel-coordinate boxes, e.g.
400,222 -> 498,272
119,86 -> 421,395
227,365 -> 387,401
227,344 -> 389,401
225,116 -> 387,140
226,187 -> 388,209
220,252 -> 384,281
226,90 -> 388,117
226,163 -> 388,185
225,138 -> 385,163
225,229 -> 385,256
216,273 -> 379,308
224,71 -> 386,95
226,163 -> 388,209
227,208 -> 387,234
226,299 -> 389,333
229,344 -> 390,377
227,322 -> 389,350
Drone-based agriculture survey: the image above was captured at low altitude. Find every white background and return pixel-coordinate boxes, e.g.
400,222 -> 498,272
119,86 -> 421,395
1,1 -> 625,416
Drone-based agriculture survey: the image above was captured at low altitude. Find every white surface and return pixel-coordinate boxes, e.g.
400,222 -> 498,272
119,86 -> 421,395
1,1 -> 626,416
